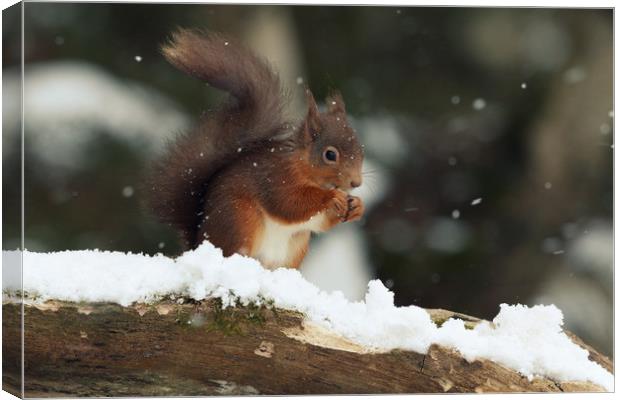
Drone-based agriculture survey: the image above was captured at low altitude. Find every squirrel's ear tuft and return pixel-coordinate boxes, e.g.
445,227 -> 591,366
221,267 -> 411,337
304,89 -> 321,140
326,90 -> 346,114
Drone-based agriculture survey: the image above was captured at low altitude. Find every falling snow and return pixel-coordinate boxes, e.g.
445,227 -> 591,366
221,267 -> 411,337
472,98 -> 486,111
122,186 -> 134,198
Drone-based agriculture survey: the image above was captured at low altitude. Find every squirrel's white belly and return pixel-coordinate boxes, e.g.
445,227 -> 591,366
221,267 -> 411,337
254,213 -> 326,269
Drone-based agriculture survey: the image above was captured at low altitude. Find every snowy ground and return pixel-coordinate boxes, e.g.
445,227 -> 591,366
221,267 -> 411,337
2,242 -> 613,391
4,62 -> 188,170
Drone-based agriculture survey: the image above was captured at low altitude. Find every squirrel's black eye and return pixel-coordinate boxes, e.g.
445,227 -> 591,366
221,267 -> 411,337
323,146 -> 339,164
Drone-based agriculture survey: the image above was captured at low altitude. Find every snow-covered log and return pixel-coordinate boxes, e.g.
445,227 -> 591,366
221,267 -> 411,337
2,244 -> 613,394
2,299 -> 611,396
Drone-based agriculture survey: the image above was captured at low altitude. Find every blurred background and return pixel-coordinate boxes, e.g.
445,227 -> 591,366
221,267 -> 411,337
2,4 -> 613,356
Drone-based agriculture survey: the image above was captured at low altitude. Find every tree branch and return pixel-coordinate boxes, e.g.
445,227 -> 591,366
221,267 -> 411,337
2,300 -> 611,396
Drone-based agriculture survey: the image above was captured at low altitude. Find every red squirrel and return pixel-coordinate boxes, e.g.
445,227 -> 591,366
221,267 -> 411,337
147,29 -> 364,269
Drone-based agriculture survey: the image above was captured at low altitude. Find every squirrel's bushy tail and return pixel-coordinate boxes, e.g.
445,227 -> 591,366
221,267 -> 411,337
161,29 -> 286,129
146,29 -> 288,248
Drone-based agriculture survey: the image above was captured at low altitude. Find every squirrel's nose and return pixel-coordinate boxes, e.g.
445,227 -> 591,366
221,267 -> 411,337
350,179 -> 361,188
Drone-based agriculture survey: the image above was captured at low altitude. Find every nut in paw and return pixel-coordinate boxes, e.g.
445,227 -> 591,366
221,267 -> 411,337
345,196 -> 364,222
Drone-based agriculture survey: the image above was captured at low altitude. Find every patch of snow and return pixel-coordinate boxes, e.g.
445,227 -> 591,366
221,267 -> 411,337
3,62 -> 188,169
2,250 -> 21,294
3,243 -> 613,391
533,274 -> 612,357
436,304 -> 611,389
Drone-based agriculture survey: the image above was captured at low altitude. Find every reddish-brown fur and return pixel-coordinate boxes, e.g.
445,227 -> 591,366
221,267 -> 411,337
146,29 -> 364,268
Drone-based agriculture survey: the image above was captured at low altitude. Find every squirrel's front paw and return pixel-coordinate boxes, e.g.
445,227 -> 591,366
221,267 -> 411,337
328,190 -> 349,220
345,196 -> 364,222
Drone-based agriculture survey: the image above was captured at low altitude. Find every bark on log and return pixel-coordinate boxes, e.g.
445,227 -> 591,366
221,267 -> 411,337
2,299 -> 612,397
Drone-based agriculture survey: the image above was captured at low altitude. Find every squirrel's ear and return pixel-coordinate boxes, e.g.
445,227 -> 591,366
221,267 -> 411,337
326,90 -> 346,114
304,89 -> 321,140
